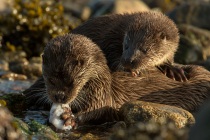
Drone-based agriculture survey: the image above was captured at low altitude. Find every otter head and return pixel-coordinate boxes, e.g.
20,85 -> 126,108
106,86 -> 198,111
121,12 -> 179,73
42,34 -> 108,104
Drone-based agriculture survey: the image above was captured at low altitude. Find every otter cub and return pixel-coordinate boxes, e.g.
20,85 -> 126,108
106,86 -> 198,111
42,34 -> 210,128
72,11 -> 186,81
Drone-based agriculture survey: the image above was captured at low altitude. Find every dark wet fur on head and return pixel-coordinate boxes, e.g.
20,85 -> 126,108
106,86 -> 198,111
72,11 -> 179,73
25,33 -> 210,124
122,12 -> 179,71
42,34 -> 110,105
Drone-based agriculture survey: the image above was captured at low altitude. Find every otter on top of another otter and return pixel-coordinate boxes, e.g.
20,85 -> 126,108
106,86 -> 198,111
72,11 -> 183,79
41,34 -> 210,126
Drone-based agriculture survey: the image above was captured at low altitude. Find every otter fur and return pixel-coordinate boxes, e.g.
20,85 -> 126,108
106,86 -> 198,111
36,34 -> 210,124
72,11 -> 179,75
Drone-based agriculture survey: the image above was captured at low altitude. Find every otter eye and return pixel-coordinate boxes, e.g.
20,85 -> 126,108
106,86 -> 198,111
73,60 -> 84,66
142,48 -> 147,54
78,60 -> 84,66
48,78 -> 55,86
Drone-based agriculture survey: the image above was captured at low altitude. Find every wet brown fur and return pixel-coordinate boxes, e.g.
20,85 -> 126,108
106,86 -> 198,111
39,34 -> 210,123
71,11 -> 179,72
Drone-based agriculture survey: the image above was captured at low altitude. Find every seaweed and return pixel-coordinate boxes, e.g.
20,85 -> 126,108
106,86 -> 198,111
0,0 -> 80,58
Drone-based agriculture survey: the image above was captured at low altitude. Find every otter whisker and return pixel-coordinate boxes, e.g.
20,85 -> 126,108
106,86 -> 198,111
73,98 -> 83,112
25,92 -> 46,100
75,95 -> 87,109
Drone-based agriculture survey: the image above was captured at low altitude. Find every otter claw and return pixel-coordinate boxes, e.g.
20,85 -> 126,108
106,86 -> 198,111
159,65 -> 189,82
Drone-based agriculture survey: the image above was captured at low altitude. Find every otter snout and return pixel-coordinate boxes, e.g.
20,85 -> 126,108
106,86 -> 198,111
54,91 -> 66,103
121,58 -> 135,69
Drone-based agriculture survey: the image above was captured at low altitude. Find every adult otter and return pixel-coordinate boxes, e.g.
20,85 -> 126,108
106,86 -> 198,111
41,34 -> 210,126
72,11 -> 186,80
24,12 -> 186,106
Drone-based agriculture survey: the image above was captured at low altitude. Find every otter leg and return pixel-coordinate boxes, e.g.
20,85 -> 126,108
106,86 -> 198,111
157,63 -> 189,82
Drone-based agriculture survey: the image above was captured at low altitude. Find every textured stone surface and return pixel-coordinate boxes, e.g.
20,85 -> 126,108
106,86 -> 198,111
113,0 -> 150,14
0,107 -> 24,140
110,119 -> 189,140
189,100 -> 210,140
175,24 -> 210,64
120,101 -> 195,128
168,2 -> 210,30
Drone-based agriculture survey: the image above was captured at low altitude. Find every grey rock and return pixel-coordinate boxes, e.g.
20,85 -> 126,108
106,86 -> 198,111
195,58 -> 210,71
189,100 -> 210,140
0,80 -> 33,94
175,35 -> 203,64
168,2 -> 210,30
175,24 -> 210,64
0,60 -> 8,71
89,0 -> 150,17
9,57 -> 42,79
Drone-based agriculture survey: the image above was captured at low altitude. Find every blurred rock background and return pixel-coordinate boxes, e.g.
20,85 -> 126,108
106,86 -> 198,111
1,0 -> 210,81
0,0 -> 210,139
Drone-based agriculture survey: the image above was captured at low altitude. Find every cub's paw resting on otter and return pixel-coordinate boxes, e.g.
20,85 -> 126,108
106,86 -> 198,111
157,63 -> 189,82
49,103 -> 77,130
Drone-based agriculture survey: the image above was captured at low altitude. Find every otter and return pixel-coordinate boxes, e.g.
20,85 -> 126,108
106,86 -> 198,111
24,12 -> 186,107
39,34 -> 210,127
71,11 -> 186,81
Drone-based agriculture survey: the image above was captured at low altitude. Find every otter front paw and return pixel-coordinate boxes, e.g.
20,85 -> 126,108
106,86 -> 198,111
158,64 -> 189,82
49,103 -> 76,130
61,107 -> 78,129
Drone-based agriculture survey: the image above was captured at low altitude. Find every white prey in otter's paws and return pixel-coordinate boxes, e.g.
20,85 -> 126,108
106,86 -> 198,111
49,103 -> 74,130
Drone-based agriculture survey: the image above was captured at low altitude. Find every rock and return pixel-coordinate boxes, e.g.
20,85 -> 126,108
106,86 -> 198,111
113,0 -> 150,14
61,0 -> 90,21
174,36 -> 203,64
174,24 -> 210,64
0,60 -> 8,71
120,101 -> 195,128
189,100 -> 210,140
142,0 -> 181,13
27,120 -> 59,140
168,2 -> 210,30
0,51 -> 27,62
9,57 -> 42,79
0,80 -> 33,94
89,0 -> 150,17
109,119 -> 189,140
0,106 -> 25,140
89,0 -> 114,17
0,0 -> 13,14
0,60 -> 9,78
179,24 -> 210,59
0,106 -> 58,140
195,58 -> 210,71
1,72 -> 27,80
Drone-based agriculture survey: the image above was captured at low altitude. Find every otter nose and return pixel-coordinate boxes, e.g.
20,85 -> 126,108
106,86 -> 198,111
54,92 -> 66,103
